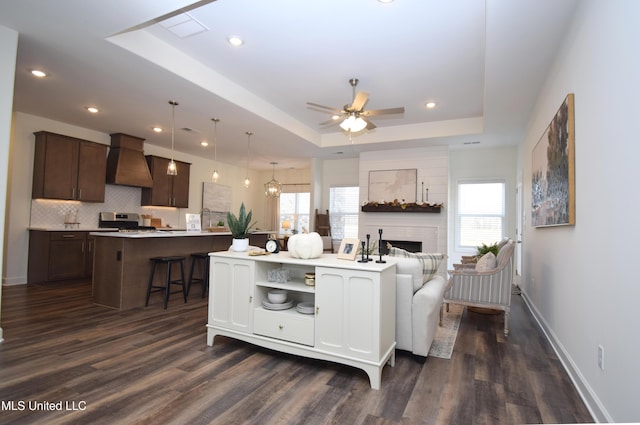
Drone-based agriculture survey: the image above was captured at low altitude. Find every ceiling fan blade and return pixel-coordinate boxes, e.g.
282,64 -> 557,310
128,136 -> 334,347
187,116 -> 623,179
350,91 -> 369,111
364,118 -> 377,130
306,102 -> 343,114
361,106 -> 405,117
319,117 -> 341,126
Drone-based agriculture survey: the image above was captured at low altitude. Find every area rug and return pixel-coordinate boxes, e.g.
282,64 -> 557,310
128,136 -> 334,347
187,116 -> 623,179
428,304 -> 463,359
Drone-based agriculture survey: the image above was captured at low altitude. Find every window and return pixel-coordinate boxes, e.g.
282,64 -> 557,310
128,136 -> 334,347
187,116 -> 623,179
279,191 -> 310,234
329,186 -> 360,240
457,181 -> 505,249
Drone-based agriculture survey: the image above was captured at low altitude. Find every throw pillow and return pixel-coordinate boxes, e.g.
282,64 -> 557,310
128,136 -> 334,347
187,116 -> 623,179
388,247 -> 445,288
475,252 -> 497,272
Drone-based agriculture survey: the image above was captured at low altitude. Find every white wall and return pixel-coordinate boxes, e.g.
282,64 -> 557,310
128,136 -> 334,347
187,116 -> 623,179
318,157 -> 360,211
519,1 -> 640,421
0,24 -> 19,341
449,146 -> 518,268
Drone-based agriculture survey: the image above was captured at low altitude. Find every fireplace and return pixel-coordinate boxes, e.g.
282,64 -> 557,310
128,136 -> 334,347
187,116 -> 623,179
361,225 -> 438,255
381,240 -> 422,255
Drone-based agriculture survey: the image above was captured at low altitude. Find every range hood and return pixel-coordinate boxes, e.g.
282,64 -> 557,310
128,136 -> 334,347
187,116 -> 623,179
106,133 -> 153,188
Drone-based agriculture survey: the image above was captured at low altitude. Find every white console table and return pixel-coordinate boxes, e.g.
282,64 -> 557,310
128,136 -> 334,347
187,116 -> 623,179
206,251 -> 397,389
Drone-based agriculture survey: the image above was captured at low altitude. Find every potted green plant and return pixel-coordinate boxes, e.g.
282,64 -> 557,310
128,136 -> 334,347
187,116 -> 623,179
227,202 -> 256,251
477,242 -> 499,258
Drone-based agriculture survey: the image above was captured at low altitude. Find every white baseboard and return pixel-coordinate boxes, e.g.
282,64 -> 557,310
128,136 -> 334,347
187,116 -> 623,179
520,290 -> 611,423
2,276 -> 27,285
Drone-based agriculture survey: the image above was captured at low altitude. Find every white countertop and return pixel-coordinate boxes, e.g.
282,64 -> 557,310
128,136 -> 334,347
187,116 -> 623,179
209,250 -> 397,272
29,227 -> 118,232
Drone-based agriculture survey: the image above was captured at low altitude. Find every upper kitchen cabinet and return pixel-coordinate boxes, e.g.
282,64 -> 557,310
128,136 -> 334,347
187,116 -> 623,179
141,155 -> 191,207
32,131 -> 107,202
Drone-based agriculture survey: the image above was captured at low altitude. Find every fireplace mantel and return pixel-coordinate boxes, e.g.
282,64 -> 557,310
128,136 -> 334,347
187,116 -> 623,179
361,203 -> 442,213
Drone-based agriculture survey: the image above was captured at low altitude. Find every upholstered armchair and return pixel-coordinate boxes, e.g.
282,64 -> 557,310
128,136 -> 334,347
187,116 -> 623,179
444,239 -> 516,336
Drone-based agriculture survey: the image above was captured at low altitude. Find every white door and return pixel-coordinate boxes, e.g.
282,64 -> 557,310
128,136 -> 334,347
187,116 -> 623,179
515,183 -> 523,288
209,258 -> 254,333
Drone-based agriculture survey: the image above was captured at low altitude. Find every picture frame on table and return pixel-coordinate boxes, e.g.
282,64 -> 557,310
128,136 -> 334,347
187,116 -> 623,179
337,238 -> 360,261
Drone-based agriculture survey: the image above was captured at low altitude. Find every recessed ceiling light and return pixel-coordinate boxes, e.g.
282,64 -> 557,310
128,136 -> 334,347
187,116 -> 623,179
228,36 -> 244,47
425,102 -> 437,109
201,140 -> 209,147
378,0 -> 394,3
152,127 -> 163,133
85,106 -> 99,114
31,69 -> 47,78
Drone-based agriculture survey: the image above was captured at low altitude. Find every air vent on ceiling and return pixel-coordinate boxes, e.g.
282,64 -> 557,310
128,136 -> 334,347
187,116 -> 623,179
159,12 -> 208,38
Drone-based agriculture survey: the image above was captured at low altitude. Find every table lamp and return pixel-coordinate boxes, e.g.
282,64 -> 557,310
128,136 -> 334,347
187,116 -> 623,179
282,219 -> 291,234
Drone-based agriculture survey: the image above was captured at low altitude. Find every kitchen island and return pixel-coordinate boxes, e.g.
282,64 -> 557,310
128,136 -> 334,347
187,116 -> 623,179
91,230 -> 269,310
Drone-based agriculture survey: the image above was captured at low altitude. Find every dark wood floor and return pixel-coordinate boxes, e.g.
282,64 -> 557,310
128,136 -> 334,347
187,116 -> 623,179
0,281 -> 593,425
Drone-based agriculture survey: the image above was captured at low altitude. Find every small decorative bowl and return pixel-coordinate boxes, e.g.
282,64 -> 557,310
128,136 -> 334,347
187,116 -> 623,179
267,289 -> 287,304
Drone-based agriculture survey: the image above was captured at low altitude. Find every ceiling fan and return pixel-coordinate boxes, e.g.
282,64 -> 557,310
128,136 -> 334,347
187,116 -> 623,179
307,78 -> 405,132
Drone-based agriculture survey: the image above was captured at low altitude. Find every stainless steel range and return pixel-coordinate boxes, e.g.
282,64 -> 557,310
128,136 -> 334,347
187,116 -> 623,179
98,212 -> 156,232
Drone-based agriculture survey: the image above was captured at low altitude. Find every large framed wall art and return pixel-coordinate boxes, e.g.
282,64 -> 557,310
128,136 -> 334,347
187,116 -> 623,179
531,93 -> 575,227
368,169 -> 417,203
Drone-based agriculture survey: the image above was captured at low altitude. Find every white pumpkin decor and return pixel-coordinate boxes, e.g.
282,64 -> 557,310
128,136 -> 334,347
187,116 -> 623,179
287,232 -> 324,259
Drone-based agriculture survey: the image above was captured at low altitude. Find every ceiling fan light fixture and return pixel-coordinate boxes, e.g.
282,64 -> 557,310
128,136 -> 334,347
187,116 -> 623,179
340,115 -> 367,132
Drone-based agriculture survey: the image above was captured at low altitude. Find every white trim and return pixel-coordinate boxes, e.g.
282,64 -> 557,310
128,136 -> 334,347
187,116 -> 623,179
520,290 -> 609,423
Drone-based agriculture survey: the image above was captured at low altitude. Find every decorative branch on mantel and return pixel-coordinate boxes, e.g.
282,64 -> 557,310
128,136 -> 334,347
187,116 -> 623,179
361,200 -> 443,213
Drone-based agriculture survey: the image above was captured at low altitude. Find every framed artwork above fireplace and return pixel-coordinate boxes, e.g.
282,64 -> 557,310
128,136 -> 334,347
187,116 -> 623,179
368,169 -> 417,203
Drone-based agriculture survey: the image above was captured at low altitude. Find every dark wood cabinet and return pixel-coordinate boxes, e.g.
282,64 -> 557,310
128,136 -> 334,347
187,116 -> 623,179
28,230 -> 98,283
32,131 -> 107,202
141,155 -> 190,207
48,232 -> 86,281
85,233 -> 97,278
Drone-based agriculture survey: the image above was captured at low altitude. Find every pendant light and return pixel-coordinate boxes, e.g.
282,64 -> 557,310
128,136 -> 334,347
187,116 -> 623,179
211,118 -> 220,182
167,100 -> 178,176
244,131 -> 252,188
264,162 -> 282,198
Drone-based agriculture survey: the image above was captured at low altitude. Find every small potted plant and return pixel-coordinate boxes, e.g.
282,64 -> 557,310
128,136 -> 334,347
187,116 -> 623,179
227,202 -> 256,251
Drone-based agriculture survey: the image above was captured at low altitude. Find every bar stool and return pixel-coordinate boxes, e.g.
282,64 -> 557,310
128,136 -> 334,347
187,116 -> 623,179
145,256 -> 187,309
187,252 -> 210,298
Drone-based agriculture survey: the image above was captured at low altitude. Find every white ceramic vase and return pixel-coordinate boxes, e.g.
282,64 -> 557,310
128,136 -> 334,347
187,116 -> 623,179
231,238 -> 249,252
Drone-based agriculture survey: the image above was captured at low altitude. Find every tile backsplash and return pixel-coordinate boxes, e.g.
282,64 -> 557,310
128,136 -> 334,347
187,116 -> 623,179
30,185 -> 184,229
